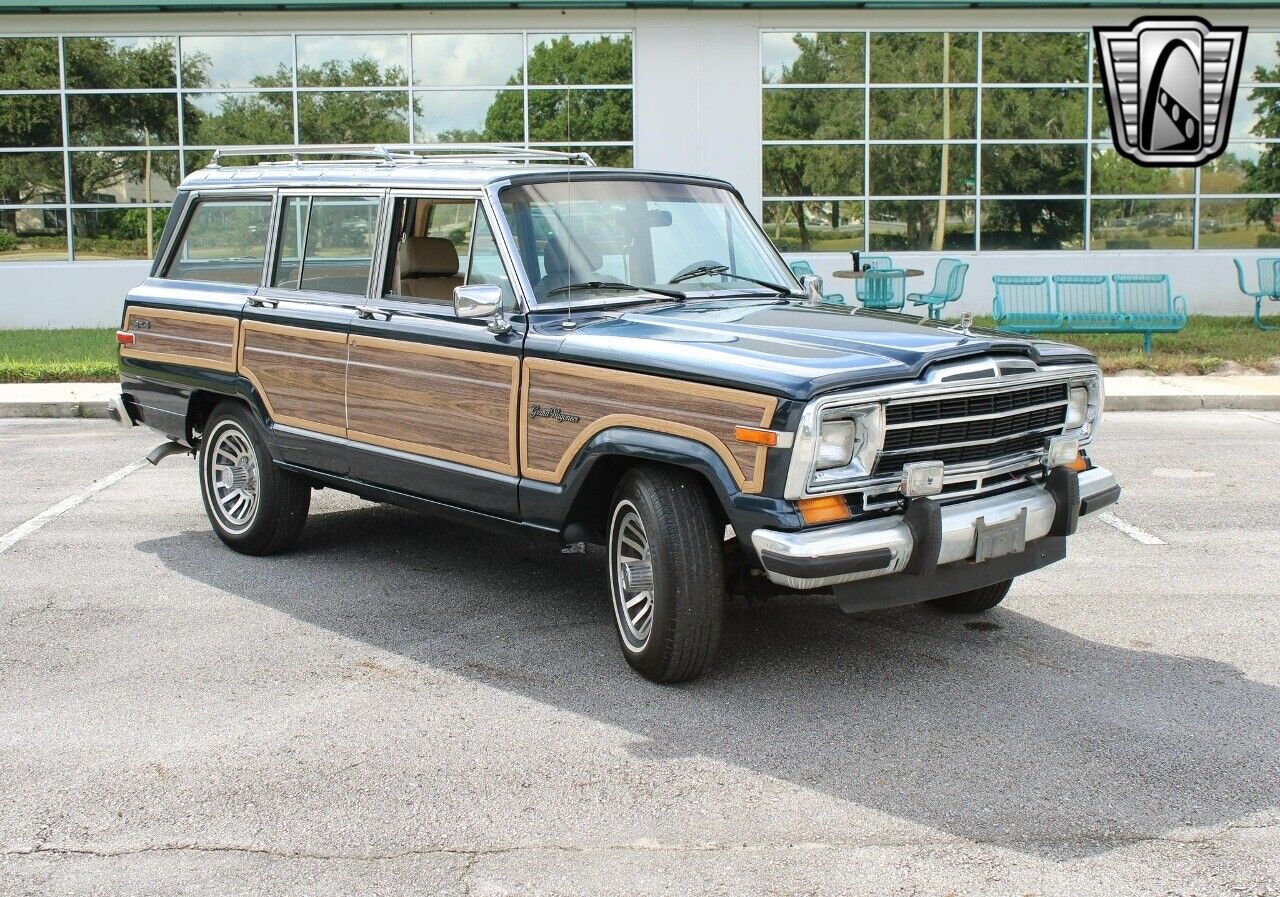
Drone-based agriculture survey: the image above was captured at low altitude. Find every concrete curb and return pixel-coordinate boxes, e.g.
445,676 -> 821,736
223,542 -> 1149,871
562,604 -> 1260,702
0,400 -> 111,419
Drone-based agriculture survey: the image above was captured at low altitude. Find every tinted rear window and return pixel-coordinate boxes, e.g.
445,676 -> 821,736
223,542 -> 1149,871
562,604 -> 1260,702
163,197 -> 272,285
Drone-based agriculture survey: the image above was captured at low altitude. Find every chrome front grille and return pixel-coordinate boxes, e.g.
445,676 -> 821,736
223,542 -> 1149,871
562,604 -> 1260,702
874,382 -> 1070,477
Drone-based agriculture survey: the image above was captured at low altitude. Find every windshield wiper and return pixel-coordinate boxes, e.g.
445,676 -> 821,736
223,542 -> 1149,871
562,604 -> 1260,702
668,264 -> 793,296
546,281 -> 686,301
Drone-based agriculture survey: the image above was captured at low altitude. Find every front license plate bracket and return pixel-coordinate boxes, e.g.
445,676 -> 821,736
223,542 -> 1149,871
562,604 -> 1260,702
973,508 -> 1027,563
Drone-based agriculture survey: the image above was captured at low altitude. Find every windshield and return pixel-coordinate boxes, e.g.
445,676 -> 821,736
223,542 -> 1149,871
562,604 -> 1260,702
498,178 -> 797,305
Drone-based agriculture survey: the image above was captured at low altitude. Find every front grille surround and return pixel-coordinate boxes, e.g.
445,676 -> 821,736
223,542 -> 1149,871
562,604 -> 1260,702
783,361 -> 1101,501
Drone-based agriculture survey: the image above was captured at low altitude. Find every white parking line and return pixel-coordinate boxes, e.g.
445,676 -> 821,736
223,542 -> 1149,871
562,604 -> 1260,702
0,460 -> 147,555
1095,510 -> 1166,546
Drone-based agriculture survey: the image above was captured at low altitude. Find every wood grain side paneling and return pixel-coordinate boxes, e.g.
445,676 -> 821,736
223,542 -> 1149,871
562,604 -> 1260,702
120,307 -> 239,373
520,358 -> 778,494
346,334 -> 519,476
238,321 -> 348,438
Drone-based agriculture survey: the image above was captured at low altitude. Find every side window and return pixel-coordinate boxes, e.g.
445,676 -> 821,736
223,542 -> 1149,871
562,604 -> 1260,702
163,197 -> 272,285
467,209 -> 517,310
270,194 -> 379,296
384,197 -> 472,304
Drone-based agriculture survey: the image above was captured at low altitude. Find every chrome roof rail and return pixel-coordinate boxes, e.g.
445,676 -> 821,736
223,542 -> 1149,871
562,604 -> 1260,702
206,144 -> 597,168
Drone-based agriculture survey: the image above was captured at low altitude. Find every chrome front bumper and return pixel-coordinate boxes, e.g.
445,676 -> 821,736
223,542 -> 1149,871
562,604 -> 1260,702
751,466 -> 1119,590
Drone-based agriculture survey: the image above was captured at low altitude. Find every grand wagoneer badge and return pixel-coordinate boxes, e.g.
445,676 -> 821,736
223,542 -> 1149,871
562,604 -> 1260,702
529,404 -> 581,424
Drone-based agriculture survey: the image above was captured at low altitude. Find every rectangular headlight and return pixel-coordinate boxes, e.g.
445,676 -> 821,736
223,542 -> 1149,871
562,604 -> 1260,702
1065,374 -> 1103,441
808,404 -> 885,488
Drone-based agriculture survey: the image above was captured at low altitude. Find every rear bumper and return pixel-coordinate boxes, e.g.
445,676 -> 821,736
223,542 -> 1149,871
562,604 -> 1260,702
750,466 -> 1118,594
106,390 -> 138,428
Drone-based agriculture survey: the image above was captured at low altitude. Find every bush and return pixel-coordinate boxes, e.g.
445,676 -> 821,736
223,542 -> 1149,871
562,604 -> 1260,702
1256,232 -> 1280,249
1104,238 -> 1153,250
0,230 -> 19,252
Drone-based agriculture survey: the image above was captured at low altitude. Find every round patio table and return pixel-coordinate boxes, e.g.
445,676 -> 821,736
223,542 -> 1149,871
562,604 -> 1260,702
832,267 -> 925,279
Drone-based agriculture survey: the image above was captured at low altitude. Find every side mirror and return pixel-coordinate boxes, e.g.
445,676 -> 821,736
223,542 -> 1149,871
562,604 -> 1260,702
800,274 -> 824,305
453,284 -> 510,334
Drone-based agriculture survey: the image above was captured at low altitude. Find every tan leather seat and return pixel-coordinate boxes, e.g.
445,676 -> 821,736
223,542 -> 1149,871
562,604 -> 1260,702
399,236 -> 463,302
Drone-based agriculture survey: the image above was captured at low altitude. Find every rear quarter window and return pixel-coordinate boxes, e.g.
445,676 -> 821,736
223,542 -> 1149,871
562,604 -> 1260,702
163,197 -> 273,286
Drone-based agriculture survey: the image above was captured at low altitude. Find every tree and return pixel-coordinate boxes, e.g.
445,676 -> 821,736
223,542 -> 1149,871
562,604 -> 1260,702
1240,39 -> 1280,230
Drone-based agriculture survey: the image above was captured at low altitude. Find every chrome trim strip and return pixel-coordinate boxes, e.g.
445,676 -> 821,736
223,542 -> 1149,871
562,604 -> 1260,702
884,397 -> 1069,430
754,465 -> 1117,590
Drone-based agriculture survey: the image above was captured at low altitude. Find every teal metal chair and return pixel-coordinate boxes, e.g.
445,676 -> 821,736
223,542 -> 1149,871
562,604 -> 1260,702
1053,274 -> 1126,332
908,257 -> 968,320
992,275 -> 1060,332
787,258 -> 847,305
1112,274 -> 1188,353
1233,257 -> 1280,331
853,254 -> 894,305
857,268 -> 908,311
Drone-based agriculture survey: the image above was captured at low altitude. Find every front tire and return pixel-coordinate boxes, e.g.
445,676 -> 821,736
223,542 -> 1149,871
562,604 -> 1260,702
931,578 -> 1013,613
198,402 -> 310,556
608,465 -> 725,683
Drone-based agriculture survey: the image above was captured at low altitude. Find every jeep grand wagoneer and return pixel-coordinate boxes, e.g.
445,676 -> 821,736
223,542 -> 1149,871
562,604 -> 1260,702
110,145 -> 1119,683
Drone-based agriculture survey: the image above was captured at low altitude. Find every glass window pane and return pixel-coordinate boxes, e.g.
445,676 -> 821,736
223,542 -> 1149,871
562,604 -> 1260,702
1198,198 -> 1274,249
1243,34 -> 1280,83
298,196 -> 379,295
870,88 -> 975,139
0,153 -> 64,204
982,88 -> 1087,139
1092,89 -> 1112,139
180,35 -> 291,89
0,208 -> 66,262
412,34 -> 524,87
297,91 -> 408,144
273,196 -> 306,287
67,93 -> 179,146
1090,199 -> 1192,250
762,32 -> 864,85
869,145 -> 975,196
763,200 -> 863,252
0,37 -> 59,89
980,199 -> 1083,250
530,144 -> 633,167
70,150 -> 179,204
1092,145 -> 1193,194
0,95 -> 62,148
764,88 -> 863,140
413,89 -> 523,143
467,209 -> 517,309
982,144 -> 1086,195
527,32 -> 632,86
981,32 -> 1088,84
763,145 -> 862,198
527,88 -> 631,142
1201,144 -> 1274,194
65,36 -> 176,89
72,206 -> 170,259
166,199 -> 271,283
1231,87 -> 1280,141
297,34 -> 408,87
870,32 -> 975,84
183,92 -> 294,146
868,200 -> 974,251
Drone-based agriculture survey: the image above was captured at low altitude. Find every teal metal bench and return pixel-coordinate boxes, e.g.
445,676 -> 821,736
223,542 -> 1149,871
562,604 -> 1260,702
857,268 -> 908,311
992,275 -> 1060,332
908,257 -> 969,320
787,259 -> 848,305
1233,257 -> 1280,331
1054,274 -> 1126,332
1112,274 -> 1187,353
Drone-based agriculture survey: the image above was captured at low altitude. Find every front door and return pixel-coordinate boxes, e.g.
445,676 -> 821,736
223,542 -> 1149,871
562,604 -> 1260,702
345,195 -> 523,517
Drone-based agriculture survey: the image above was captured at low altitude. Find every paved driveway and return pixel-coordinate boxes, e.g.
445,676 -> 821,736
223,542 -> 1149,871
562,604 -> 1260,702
1,413 -> 1278,896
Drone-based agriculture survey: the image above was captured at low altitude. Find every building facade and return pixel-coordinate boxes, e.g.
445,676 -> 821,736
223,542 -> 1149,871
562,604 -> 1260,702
0,1 -> 1276,326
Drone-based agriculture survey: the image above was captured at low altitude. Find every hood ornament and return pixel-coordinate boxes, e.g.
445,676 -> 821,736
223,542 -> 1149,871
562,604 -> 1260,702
943,312 -> 975,337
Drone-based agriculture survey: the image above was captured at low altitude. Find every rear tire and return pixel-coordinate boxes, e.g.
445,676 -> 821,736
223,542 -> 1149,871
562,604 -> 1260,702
931,578 -> 1013,613
198,401 -> 310,556
608,465 -> 725,683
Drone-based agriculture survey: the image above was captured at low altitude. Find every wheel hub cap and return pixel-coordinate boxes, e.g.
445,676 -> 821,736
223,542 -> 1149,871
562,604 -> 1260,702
612,506 -> 654,648
210,427 -> 259,529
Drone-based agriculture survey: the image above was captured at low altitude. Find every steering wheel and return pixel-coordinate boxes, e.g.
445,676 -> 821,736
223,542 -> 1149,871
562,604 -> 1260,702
670,259 -> 726,283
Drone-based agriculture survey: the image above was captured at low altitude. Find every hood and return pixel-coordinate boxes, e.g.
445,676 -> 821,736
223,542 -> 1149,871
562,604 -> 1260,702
547,298 -> 1094,401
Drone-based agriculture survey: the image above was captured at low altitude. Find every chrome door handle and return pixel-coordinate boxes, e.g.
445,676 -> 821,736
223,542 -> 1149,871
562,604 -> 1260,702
355,305 -> 394,321
248,296 -> 280,309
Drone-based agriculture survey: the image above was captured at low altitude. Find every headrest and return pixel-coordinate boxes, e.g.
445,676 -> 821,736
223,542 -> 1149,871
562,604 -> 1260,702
402,236 -> 458,276
542,232 -> 602,278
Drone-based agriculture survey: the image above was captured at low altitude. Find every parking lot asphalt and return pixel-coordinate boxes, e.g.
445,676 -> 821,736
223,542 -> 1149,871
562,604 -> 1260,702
1,412 -> 1278,896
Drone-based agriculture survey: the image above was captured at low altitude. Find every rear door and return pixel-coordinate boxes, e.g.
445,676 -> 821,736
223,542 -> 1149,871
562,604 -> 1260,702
344,192 -> 524,517
240,190 -> 382,475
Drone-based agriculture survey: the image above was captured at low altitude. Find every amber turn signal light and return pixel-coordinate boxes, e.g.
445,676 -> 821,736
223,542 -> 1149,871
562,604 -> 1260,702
734,425 -> 779,447
796,495 -> 851,526
115,330 -> 135,346
1065,454 -> 1088,472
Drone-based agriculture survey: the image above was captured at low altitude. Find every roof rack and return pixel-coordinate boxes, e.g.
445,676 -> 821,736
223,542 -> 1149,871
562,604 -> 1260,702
206,144 -> 597,168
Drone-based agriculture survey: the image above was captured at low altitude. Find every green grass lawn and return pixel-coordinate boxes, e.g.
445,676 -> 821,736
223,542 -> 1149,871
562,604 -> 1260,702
0,328 -> 120,383
1,315 -> 1277,382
